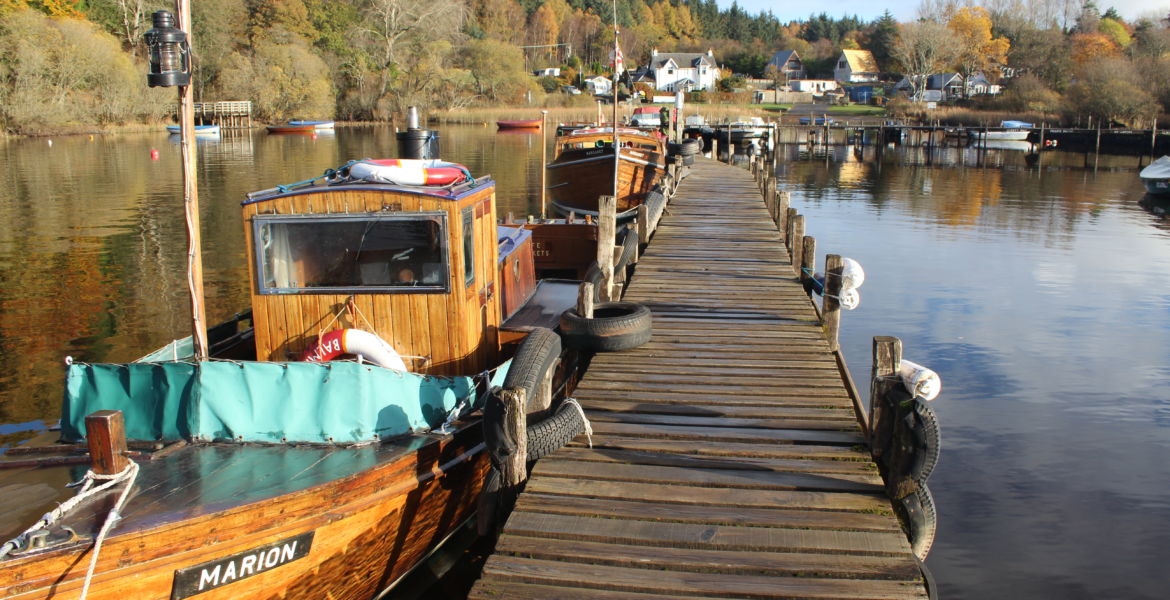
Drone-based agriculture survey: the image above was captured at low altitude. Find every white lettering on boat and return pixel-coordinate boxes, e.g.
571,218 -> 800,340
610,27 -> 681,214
172,532 -> 313,599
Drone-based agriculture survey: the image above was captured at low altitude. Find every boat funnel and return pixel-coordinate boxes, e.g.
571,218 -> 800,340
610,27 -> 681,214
397,106 -> 441,159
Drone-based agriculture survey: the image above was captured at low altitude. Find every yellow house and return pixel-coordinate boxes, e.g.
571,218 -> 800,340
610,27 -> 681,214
834,49 -> 880,83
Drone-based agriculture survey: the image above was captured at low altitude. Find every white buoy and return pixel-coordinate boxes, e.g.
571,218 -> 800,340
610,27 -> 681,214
840,257 -> 865,290
840,288 -> 860,310
899,360 -> 941,401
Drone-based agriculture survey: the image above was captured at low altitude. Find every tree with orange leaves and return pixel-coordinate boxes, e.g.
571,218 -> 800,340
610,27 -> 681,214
1070,32 -> 1119,66
946,6 -> 1009,99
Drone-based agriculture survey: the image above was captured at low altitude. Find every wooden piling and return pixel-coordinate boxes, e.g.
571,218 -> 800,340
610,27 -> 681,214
869,336 -> 901,453
498,387 -> 528,489
576,282 -> 594,319
776,191 -> 790,235
790,215 -> 805,276
85,410 -> 130,475
823,254 -> 843,352
597,195 -> 617,301
785,207 -> 798,251
801,235 -> 816,294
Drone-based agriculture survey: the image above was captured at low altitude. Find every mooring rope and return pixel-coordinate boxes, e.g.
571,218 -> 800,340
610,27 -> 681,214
0,460 -> 139,600
561,398 -> 593,448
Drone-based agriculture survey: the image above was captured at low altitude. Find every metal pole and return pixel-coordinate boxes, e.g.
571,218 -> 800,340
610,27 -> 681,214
541,110 -> 549,219
176,0 -> 208,360
611,0 -> 620,202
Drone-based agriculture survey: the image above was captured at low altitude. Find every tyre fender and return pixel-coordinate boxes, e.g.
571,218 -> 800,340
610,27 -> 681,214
909,398 -> 941,482
559,301 -> 653,352
899,484 -> 937,560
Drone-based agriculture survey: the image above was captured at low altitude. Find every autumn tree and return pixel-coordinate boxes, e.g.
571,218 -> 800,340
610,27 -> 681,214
1064,56 -> 1158,127
525,3 -> 559,66
947,7 -> 1010,97
891,20 -> 958,101
1070,32 -> 1119,65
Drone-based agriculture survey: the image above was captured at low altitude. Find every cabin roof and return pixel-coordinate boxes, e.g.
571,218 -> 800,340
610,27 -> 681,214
242,177 -> 495,207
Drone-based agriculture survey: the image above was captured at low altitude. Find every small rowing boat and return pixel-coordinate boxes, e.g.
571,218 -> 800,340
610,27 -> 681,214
166,124 -> 220,135
288,120 -> 335,130
496,119 -> 541,130
266,124 -> 317,134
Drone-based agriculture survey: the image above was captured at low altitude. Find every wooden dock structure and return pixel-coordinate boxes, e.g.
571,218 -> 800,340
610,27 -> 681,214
468,158 -> 930,599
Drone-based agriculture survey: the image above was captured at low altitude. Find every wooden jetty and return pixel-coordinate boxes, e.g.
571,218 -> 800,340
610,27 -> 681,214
188,101 -> 253,129
468,157 -> 930,599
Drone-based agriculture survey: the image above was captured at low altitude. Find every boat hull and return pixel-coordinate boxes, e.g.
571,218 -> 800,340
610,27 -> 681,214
288,120 -> 335,129
266,125 -> 317,134
546,148 -> 666,216
1143,178 -> 1170,196
0,427 -> 488,599
976,130 -> 1030,141
496,119 -> 541,129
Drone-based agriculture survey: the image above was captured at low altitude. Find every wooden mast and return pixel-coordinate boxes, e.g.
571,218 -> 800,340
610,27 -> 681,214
177,0 -> 209,360
541,109 -> 548,219
611,0 -> 620,202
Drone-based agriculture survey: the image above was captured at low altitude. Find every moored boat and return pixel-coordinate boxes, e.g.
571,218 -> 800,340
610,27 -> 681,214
166,124 -> 220,135
1140,155 -> 1170,196
266,123 -> 317,134
288,120 -> 335,130
496,119 -> 541,130
976,120 -> 1032,141
0,154 -> 630,599
545,126 -> 667,218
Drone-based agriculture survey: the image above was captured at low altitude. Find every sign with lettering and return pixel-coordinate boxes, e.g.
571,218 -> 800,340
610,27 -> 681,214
171,532 -> 313,599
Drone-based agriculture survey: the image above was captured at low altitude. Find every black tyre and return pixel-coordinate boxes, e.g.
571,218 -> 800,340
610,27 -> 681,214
615,226 -> 639,272
502,327 -> 562,419
680,138 -> 700,155
645,190 -> 667,219
900,484 -> 937,560
526,400 -> 587,461
560,301 -> 652,352
583,261 -> 603,301
682,154 -> 695,166
910,399 -> 941,482
666,141 -> 683,156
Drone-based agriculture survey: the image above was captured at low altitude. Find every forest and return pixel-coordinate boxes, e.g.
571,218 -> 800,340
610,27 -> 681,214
0,0 -> 1167,133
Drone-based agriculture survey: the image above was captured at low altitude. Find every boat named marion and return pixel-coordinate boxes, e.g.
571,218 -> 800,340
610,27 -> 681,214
0,154 -> 618,599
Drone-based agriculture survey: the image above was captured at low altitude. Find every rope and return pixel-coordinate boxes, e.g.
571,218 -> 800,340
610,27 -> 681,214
0,461 -> 139,590
78,462 -> 139,600
561,398 -> 593,448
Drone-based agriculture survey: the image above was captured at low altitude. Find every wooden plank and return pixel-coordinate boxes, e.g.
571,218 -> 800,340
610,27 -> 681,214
532,458 -> 880,492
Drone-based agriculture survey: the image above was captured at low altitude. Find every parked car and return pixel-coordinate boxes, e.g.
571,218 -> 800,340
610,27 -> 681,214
562,85 -> 582,95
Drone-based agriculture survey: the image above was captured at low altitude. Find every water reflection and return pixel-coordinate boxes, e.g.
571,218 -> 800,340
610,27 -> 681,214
781,146 -> 1170,600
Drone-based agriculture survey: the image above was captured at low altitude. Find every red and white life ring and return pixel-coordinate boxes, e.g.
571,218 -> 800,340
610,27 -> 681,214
302,329 -> 408,371
348,159 -> 469,186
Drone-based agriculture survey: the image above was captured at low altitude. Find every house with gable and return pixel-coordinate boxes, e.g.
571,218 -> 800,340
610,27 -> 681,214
834,49 -> 879,83
646,49 -> 719,92
766,50 -> 805,81
895,73 -> 1001,101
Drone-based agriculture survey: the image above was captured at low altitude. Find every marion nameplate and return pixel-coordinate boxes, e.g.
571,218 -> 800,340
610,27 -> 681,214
171,531 -> 314,599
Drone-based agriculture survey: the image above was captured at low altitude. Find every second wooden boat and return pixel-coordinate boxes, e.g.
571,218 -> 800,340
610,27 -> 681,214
546,126 -> 667,218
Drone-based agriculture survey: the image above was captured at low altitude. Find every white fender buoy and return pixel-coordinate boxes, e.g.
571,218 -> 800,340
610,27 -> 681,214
840,288 -> 860,310
899,359 -> 941,401
840,257 -> 865,290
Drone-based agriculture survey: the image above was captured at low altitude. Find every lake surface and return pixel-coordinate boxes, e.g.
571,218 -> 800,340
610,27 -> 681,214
2,125 -> 1168,599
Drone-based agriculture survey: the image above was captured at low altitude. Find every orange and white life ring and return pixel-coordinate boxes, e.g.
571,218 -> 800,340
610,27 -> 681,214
302,328 -> 408,371
348,159 -> 469,186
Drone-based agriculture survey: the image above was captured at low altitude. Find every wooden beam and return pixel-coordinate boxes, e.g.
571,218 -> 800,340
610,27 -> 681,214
85,410 -> 130,475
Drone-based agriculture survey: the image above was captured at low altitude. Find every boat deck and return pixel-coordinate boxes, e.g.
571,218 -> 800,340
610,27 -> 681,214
468,158 -> 929,598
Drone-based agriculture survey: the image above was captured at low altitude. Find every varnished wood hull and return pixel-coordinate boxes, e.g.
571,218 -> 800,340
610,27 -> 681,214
546,149 -> 666,216
0,425 -> 488,599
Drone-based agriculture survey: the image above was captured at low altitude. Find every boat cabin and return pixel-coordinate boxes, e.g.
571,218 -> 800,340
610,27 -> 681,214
243,175 -> 504,377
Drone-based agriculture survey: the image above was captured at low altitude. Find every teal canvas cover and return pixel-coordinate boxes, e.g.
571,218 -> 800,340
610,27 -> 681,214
61,360 -> 509,444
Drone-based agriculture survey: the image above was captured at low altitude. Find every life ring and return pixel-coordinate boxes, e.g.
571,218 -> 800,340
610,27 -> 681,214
302,328 -> 408,371
347,159 -> 470,186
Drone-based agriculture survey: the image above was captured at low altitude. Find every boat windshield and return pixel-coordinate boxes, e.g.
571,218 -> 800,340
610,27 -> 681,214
254,212 -> 449,294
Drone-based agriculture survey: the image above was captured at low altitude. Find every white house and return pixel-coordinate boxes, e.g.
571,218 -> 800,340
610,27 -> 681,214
583,76 -> 612,96
646,49 -> 719,92
790,79 -> 838,93
533,67 -> 561,77
833,49 -> 879,83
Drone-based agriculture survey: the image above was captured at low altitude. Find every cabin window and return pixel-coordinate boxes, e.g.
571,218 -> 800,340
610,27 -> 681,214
462,207 -> 475,287
253,212 -> 449,294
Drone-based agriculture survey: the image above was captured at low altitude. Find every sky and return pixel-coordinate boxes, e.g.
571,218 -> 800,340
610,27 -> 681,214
718,0 -> 1170,25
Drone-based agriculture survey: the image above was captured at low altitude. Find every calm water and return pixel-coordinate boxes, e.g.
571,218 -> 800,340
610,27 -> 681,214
2,127 -> 1169,598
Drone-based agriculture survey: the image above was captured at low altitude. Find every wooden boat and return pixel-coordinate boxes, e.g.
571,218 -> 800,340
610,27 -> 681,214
546,126 -> 667,218
0,157 -> 609,599
1140,156 -> 1170,196
288,120 -> 335,130
266,123 -> 317,134
496,119 -> 541,130
166,124 -> 219,135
